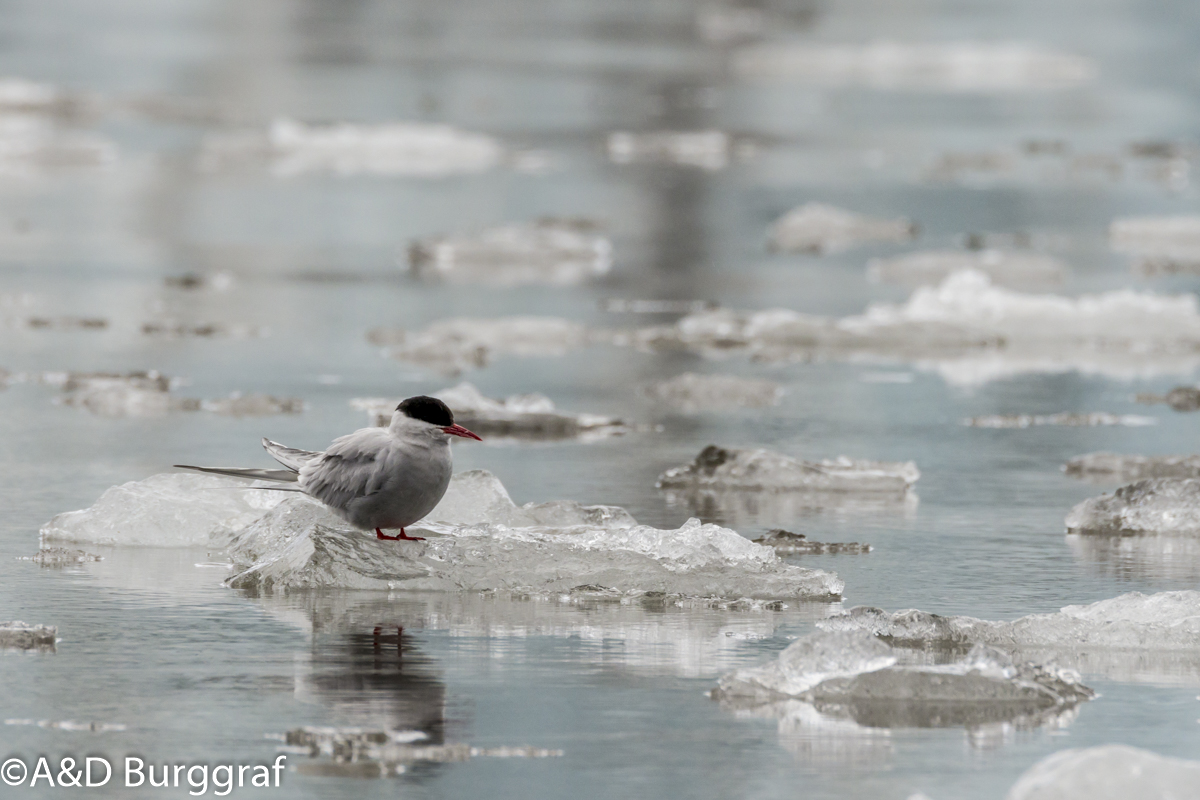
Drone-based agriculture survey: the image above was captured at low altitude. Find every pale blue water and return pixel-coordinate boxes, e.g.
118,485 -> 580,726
2,1 -> 1200,798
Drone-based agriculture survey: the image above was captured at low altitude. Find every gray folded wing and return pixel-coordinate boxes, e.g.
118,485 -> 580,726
262,438 -> 322,472
298,428 -> 394,512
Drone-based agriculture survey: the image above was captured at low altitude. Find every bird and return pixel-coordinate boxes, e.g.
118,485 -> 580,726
174,396 -> 481,542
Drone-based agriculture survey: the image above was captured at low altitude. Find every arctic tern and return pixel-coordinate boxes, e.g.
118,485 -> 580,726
175,396 -> 482,541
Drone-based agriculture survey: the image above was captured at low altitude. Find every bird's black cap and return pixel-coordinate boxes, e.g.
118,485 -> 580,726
397,396 -> 454,427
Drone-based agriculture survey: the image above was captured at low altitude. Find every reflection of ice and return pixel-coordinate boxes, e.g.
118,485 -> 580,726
408,219 -> 612,287
819,591 -> 1200,686
1068,533 -> 1200,583
645,373 -> 782,412
1064,452 -> 1200,482
1066,479 -> 1200,535
369,316 -> 591,375
769,203 -> 914,254
868,249 -> 1066,288
633,270 -> 1200,386
734,41 -> 1095,91
1007,745 -> 1200,800
352,383 -> 628,440
202,118 -> 502,178
607,131 -> 732,171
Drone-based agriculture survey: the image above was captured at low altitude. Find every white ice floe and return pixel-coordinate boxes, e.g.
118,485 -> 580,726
715,631 -> 1093,732
868,249 -> 1066,287
0,114 -> 115,174
1111,215 -> 1200,274
659,445 -> 919,493
645,373 -> 782,413
352,383 -> 627,440
1064,452 -> 1200,482
633,269 -> 1200,386
0,78 -> 60,109
607,130 -> 733,170
40,371 -> 301,418
965,412 -> 1156,428
40,470 -> 842,599
0,621 -> 57,650
369,316 -> 591,374
752,530 -> 872,555
408,219 -> 612,286
1006,745 -> 1200,800
819,592 -> 1200,685
200,393 -> 305,417
1066,479 -> 1200,535
734,41 -> 1096,91
40,473 -> 287,547
203,118 -> 502,178
769,203 -> 914,254
141,321 -> 268,338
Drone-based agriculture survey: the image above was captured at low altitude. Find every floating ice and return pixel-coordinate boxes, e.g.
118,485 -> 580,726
607,130 -> 733,170
225,498 -> 842,599
633,270 -> 1200,385
715,631 -> 1093,731
965,412 -> 1156,428
868,249 -> 1066,287
369,316 -> 591,374
0,78 -> 60,109
659,445 -> 919,493
1136,386 -> 1200,411
1111,215 -> 1200,275
203,118 -> 502,178
408,218 -> 612,286
352,383 -> 627,440
21,547 -> 103,564
769,203 -> 915,254
1005,745 -> 1200,800
753,529 -> 872,555
696,2 -> 767,43
644,374 -> 782,412
820,591 -> 1200,657
200,393 -> 305,417
0,621 -> 57,651
40,473 -> 287,547
1066,479 -> 1200,535
0,114 -> 115,174
4,719 -> 126,732
1064,452 -> 1200,482
19,316 -> 107,330
734,41 -> 1096,91
141,321 -> 268,338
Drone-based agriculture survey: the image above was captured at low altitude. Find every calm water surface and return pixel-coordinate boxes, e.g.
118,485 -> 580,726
2,1 -> 1199,798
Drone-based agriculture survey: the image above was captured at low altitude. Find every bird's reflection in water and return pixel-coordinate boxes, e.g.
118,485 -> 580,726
300,622 -> 446,744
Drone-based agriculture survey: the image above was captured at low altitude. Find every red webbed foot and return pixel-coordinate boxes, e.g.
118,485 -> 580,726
376,528 -> 425,542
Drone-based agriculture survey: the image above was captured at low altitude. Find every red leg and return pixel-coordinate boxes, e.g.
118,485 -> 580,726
376,527 -> 424,542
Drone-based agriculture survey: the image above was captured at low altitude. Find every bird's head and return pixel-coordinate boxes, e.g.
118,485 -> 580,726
393,396 -> 482,441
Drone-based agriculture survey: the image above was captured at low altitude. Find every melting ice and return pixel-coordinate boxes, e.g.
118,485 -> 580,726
769,203 -> 915,254
368,316 -> 591,375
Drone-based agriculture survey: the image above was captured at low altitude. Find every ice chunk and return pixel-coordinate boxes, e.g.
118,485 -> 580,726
1111,215 -> 1200,275
57,382 -> 199,417
734,41 -> 1096,91
0,114 -> 115,174
225,496 -> 842,598
20,316 -> 108,330
659,445 -> 919,492
965,412 -> 1156,428
408,218 -> 611,287
1064,452 -> 1200,482
1136,386 -> 1200,411
769,203 -> 915,254
1066,479 -> 1200,535
200,393 -> 305,416
633,270 -> 1200,385
369,316 -> 591,374
607,130 -> 732,170
1006,745 -> 1200,800
203,118 -> 502,178
819,591 -> 1200,671
22,547 -> 103,565
715,631 -> 1092,731
0,78 -> 60,109
140,321 -> 268,338
4,719 -> 126,732
351,383 -> 628,440
716,630 -> 896,702
0,621 -> 57,650
40,473 -> 286,547
753,529 -> 872,554
868,249 -> 1066,287
696,2 -> 767,44
424,469 -> 637,529
645,374 -> 782,412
